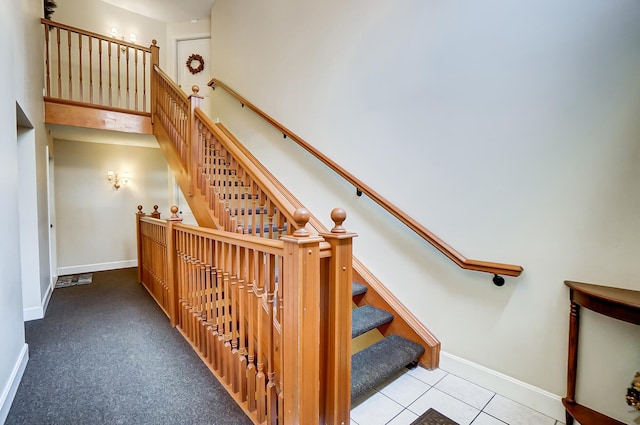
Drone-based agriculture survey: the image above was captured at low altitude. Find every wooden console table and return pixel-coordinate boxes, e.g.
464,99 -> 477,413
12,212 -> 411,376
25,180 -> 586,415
563,281 -> 640,425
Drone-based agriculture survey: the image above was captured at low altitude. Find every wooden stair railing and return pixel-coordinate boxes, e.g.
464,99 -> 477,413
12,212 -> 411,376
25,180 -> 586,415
152,68 -> 315,241
136,205 -> 356,424
41,19 -> 156,134
208,78 -> 524,283
150,70 -> 440,370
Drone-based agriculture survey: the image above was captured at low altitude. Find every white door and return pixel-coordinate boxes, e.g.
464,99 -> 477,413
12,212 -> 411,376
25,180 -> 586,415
177,37 -> 211,113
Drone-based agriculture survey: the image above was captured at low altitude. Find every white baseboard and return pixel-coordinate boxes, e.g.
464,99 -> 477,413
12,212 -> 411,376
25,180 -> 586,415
57,260 -> 137,276
0,344 -> 29,425
439,351 -> 565,422
23,277 -> 56,322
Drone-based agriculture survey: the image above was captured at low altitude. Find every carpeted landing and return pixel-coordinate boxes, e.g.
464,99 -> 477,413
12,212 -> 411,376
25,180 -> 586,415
6,268 -> 252,425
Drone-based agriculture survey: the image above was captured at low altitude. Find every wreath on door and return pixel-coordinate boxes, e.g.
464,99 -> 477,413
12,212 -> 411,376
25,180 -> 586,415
186,53 -> 205,74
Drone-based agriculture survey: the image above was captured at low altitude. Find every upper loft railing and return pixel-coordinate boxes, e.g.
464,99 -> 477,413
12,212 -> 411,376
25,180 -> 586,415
209,78 -> 524,284
41,19 -> 156,116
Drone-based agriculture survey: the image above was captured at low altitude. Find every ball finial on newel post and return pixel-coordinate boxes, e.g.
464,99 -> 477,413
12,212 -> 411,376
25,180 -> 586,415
330,208 -> 347,233
137,205 -> 143,214
292,208 -> 310,237
192,85 -> 200,96
170,205 -> 179,219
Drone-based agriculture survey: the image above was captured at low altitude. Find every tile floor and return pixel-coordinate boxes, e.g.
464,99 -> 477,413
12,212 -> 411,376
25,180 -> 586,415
350,367 -> 565,425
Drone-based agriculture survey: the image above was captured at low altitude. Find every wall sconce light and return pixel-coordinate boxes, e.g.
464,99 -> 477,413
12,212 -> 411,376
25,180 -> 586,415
107,170 -> 130,190
110,27 -> 137,53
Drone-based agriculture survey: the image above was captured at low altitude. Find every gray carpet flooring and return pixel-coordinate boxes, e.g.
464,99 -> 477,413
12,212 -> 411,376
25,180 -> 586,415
6,268 -> 252,425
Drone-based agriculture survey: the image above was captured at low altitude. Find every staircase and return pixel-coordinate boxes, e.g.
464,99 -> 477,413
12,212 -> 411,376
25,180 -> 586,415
351,282 -> 425,401
41,19 -> 439,423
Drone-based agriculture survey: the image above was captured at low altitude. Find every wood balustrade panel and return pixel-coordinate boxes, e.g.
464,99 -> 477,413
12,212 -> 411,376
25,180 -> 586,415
153,225 -> 286,424
44,100 -> 152,134
42,20 -> 151,114
191,111 -> 307,242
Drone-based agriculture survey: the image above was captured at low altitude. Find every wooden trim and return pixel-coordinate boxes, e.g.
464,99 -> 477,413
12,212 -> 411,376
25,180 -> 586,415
44,96 -> 151,117
44,100 -> 152,134
208,78 -> 523,278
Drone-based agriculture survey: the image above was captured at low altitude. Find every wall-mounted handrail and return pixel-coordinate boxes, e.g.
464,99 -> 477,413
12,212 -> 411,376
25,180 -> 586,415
208,78 -> 523,281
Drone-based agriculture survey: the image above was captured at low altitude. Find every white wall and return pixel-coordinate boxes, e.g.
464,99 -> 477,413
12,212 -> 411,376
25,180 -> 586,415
1,0 -> 36,421
54,140 -> 169,274
210,0 -> 640,422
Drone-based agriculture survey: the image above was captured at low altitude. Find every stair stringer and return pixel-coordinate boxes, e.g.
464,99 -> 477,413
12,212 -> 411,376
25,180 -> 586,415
214,122 -> 441,370
153,119 -> 222,230
352,258 -> 440,370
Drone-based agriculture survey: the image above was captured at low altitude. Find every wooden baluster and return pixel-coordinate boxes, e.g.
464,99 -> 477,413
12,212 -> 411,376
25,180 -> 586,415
237,277 -> 248,402
78,33 -> 83,102
200,238 -> 208,356
44,23 -> 51,97
194,235 -> 203,353
67,30 -> 72,100
175,229 -> 184,329
116,39 -> 122,108
142,49 -> 146,112
207,237 -> 216,366
191,234 -> 199,347
202,261 -> 211,362
125,47 -> 130,109
88,35 -> 93,104
281,209 -> 323,424
134,47 -> 139,111
229,275 -> 240,393
108,41 -> 113,106
266,268 -> 278,424
182,231 -> 190,332
222,271 -> 232,386
215,242 -> 225,373
185,232 -> 193,342
98,40 -> 103,105
208,267 -> 220,372
246,254 -> 258,413
56,27 -> 62,97
255,286 -> 267,422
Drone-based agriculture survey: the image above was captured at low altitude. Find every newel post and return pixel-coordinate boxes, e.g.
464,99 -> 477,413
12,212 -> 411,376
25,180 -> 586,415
281,209 -> 324,424
319,208 -> 357,425
188,86 -> 203,197
135,205 -> 145,283
165,206 -> 183,327
150,40 -> 159,124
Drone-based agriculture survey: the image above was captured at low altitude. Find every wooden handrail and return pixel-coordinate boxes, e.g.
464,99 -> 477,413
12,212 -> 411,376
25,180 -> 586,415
41,19 -> 151,53
208,78 -> 523,279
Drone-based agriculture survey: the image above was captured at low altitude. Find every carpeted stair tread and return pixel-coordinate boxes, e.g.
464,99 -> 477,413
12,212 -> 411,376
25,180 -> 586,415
352,281 -> 367,297
352,305 -> 394,338
351,334 -> 425,401
230,207 -> 268,216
